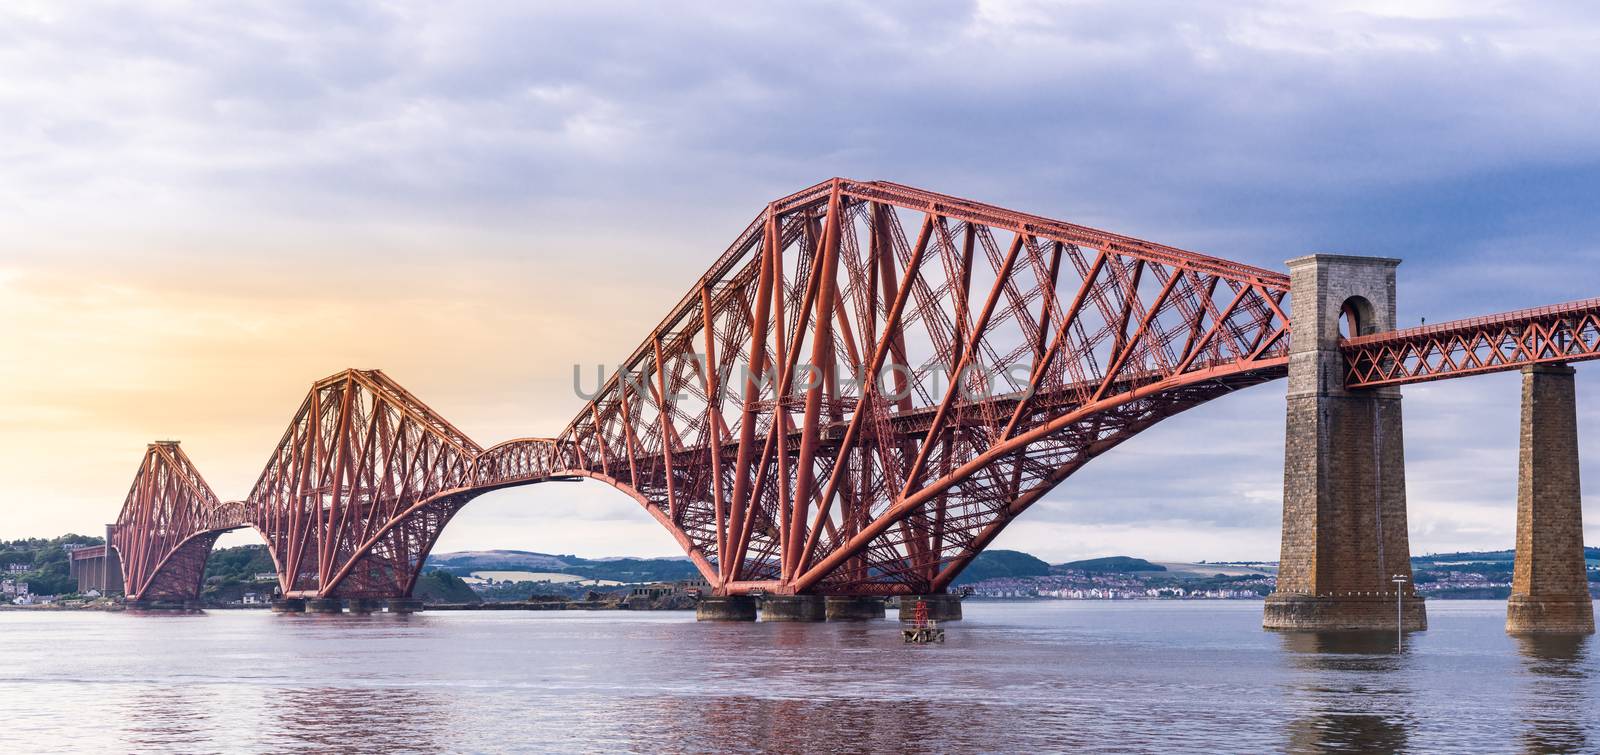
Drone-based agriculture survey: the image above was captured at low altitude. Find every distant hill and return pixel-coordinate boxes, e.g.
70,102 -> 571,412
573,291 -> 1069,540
950,550 -> 1051,584
426,550 -> 701,584
1055,556 -> 1166,573
1411,548 -> 1600,565
414,571 -> 480,605
275,544 -> 1600,597
428,550 -> 573,571
1413,550 -> 1517,564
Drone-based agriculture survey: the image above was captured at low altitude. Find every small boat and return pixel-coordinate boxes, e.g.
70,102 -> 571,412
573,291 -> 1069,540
902,599 -> 945,644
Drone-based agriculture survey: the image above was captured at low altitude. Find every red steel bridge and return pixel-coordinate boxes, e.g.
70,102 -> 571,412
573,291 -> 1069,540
102,179 -> 1600,617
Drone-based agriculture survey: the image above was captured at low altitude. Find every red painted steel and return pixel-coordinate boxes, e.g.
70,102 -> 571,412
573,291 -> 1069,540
524,179 -> 1292,595
1344,298 -> 1600,388
109,179 -> 1293,600
109,178 -> 1586,603
111,442 -> 249,602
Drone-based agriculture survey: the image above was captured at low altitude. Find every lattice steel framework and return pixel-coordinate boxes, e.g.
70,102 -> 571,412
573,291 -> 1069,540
485,178 -> 1293,595
111,178 -> 1592,602
111,442 -> 248,601
1344,298 -> 1600,388
247,369 -> 483,599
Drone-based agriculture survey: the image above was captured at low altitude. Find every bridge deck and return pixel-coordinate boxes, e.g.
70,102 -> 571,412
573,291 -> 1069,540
1343,297 -> 1600,387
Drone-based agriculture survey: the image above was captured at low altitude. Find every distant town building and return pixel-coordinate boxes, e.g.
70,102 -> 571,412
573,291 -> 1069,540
61,543 -> 92,553
629,584 -> 673,600
5,563 -> 30,573
1,579 -> 29,597
624,579 -> 708,607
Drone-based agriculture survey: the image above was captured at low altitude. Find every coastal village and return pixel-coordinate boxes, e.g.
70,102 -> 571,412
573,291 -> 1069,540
3,536 -> 1595,609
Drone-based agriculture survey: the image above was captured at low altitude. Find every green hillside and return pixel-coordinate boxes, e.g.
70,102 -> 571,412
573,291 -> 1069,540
1056,556 -> 1166,573
425,550 -> 702,583
414,571 -> 481,604
950,549 -> 1052,584
0,534 -> 104,595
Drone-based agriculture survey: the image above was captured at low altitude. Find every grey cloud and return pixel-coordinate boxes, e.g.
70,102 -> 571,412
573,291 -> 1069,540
9,1 -> 1600,248
3,1 -> 1597,555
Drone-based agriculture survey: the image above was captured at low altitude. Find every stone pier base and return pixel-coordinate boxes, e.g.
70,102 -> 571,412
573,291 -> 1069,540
897,594 -> 963,622
1506,364 -> 1594,635
126,599 -> 195,611
760,595 -> 826,622
1264,593 -> 1426,631
695,595 -> 757,621
305,598 -> 345,614
1507,596 -> 1595,635
270,598 -> 306,613
1266,256 -> 1424,633
346,598 -> 376,614
384,598 -> 424,614
824,596 -> 885,621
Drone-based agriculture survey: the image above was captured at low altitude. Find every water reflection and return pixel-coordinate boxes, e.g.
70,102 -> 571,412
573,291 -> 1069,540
265,685 -> 448,753
10,603 -> 1596,752
1515,634 -> 1592,754
655,694 -> 964,753
123,682 -> 216,751
1280,632 -> 1414,754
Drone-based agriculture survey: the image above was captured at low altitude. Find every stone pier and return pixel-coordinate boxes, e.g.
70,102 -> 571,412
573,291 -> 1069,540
125,598 -> 202,611
270,598 -> 306,613
897,594 -> 962,622
824,596 -> 885,621
1507,364 -> 1594,635
760,595 -> 826,622
384,597 -> 424,614
1264,255 -> 1425,631
695,595 -> 757,621
305,598 -> 345,614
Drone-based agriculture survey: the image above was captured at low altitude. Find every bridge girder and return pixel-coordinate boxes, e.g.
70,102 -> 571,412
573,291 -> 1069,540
1344,297 -> 1600,388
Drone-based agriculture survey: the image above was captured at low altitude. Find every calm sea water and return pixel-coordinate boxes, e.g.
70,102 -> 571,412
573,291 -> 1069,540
0,601 -> 1594,754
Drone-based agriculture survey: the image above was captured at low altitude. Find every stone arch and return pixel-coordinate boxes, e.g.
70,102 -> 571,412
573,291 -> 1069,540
1340,294 -> 1377,338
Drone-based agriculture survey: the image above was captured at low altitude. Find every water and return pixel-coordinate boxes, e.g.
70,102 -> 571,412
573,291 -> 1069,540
0,601 -> 1594,754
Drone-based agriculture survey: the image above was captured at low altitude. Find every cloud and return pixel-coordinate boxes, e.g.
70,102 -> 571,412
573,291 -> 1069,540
2,1 -> 1598,560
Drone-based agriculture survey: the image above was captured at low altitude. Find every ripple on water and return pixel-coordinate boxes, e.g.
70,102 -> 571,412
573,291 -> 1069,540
0,601 -> 1593,753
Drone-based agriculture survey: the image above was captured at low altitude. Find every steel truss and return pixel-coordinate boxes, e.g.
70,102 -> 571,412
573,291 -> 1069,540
113,179 -> 1589,602
1344,298 -> 1600,388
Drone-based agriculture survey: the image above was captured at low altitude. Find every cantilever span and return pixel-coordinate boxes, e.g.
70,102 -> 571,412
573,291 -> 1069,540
106,178 -> 1596,607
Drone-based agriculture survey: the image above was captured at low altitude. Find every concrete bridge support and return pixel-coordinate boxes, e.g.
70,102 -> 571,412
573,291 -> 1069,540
384,597 -> 424,614
760,595 -> 826,622
1507,364 -> 1595,635
69,543 -> 123,596
824,596 -> 886,621
897,594 -> 963,622
696,595 -> 757,621
305,598 -> 345,614
1264,255 -> 1425,631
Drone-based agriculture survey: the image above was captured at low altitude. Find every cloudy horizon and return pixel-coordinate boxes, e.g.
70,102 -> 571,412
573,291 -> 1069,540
2,1 -> 1596,563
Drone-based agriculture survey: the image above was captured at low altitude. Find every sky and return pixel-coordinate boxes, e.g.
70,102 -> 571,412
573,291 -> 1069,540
1,0 -> 1597,563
